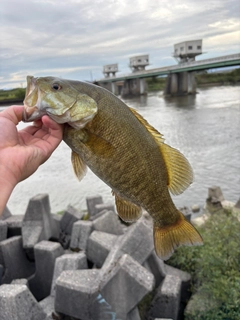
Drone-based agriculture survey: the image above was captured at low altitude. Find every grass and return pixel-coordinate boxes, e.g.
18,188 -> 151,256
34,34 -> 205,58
167,208 -> 240,320
0,88 -> 26,103
145,68 -> 240,92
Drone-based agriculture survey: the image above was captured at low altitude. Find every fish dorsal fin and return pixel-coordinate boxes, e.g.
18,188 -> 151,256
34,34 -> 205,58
160,144 -> 193,195
129,107 -> 193,195
112,191 -> 142,222
71,151 -> 87,181
129,108 -> 165,144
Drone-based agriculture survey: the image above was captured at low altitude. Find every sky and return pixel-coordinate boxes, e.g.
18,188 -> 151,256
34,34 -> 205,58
1,0 -> 240,89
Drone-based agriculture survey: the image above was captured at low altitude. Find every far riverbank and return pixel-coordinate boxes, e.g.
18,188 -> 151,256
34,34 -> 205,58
1,68 -> 239,104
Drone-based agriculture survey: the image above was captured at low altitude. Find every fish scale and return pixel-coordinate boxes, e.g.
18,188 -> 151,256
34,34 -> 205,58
23,76 -> 203,260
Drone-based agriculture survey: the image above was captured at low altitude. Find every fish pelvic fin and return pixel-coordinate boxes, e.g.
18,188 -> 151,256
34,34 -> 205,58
71,151 -> 87,181
112,191 -> 142,222
154,212 -> 203,261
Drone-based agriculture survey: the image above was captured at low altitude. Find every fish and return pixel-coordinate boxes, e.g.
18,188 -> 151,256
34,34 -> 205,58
23,75 -> 203,260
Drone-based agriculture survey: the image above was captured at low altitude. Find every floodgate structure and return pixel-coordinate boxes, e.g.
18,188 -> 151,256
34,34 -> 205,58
96,40 -> 240,97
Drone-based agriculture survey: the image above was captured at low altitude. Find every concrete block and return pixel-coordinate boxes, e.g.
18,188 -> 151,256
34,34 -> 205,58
51,251 -> 88,295
91,293 -> 121,319
234,198 -> 240,209
86,195 -> 103,217
11,278 -> 29,287
60,205 -> 84,234
118,216 -> 154,265
87,231 -> 118,267
70,220 -> 93,251
29,241 -> 64,301
100,254 -> 155,318
208,186 -> 224,202
0,206 -> 12,220
127,307 -> 141,320
0,264 -> 3,285
165,264 -> 191,302
89,209 -> 108,221
5,215 -> 23,237
92,210 -> 123,235
22,194 -> 58,251
95,202 -> 115,214
100,217 -> 152,276
144,251 -> 166,287
100,216 -> 154,273
0,220 -> 8,241
0,284 -> 47,320
148,274 -> 181,320
39,296 -> 55,320
0,236 -> 35,283
55,269 -> 101,319
51,213 -> 62,239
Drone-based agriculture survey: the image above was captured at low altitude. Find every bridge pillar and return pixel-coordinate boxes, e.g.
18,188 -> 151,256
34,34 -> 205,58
99,82 -> 118,94
111,82 -> 116,95
164,71 -> 197,96
121,78 -> 148,97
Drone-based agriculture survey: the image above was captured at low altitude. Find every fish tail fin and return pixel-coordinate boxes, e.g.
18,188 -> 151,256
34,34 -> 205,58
154,211 -> 203,261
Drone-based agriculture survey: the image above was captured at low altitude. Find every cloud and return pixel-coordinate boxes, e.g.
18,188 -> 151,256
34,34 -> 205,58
0,0 -> 239,88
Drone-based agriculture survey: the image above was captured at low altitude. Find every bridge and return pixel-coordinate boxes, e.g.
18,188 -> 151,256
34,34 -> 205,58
96,53 -> 240,96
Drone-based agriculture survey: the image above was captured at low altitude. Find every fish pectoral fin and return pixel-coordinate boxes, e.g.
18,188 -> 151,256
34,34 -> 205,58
80,128 -> 116,158
160,144 -> 194,195
71,151 -> 87,181
113,191 -> 142,222
154,212 -> 203,261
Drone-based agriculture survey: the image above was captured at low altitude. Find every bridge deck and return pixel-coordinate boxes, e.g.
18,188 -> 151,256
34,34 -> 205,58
97,53 -> 240,83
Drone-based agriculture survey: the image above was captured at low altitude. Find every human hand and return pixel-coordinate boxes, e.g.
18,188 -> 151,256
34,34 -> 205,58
0,105 -> 63,213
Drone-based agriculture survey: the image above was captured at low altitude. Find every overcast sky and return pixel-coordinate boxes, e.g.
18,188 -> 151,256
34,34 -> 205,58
1,0 -> 239,89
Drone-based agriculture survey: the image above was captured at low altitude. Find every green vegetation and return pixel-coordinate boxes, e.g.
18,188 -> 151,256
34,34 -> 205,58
146,77 -> 166,91
196,68 -> 240,86
146,68 -> 240,92
167,208 -> 240,320
0,87 -> 26,103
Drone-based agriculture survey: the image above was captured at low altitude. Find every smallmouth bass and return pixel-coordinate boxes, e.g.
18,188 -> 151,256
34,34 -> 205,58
23,76 -> 203,260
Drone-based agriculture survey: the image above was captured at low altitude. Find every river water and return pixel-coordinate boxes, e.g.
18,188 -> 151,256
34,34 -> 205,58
1,85 -> 240,215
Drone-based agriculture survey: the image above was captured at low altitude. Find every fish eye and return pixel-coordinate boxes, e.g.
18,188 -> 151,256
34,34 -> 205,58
52,83 -> 62,91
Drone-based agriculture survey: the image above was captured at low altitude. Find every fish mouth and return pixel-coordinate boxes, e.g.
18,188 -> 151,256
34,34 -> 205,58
23,75 -> 47,122
22,105 -> 45,122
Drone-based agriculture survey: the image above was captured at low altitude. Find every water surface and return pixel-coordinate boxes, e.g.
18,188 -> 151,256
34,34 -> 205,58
2,85 -> 240,215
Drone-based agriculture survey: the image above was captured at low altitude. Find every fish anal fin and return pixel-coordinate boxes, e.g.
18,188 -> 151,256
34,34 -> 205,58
113,191 -> 142,222
160,144 -> 194,195
129,107 -> 165,144
154,212 -> 203,261
71,151 -> 87,181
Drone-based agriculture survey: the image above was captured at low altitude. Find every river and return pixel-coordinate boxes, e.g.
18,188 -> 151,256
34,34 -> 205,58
1,85 -> 240,215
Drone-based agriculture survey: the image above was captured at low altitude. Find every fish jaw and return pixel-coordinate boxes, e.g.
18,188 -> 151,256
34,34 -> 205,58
23,76 -> 98,127
23,76 -> 47,122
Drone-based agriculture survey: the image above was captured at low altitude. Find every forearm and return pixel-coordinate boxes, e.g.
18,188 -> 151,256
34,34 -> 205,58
0,170 -> 16,216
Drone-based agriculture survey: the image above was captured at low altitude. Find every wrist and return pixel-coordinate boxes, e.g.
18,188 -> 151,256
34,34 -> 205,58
0,166 -> 17,216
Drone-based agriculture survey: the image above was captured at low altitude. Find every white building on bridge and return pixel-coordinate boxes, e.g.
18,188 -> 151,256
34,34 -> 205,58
173,40 -> 202,63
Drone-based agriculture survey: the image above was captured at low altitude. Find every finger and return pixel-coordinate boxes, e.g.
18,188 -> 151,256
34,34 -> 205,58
33,119 -> 43,128
42,115 -> 63,138
21,125 -> 41,136
0,105 -> 24,125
